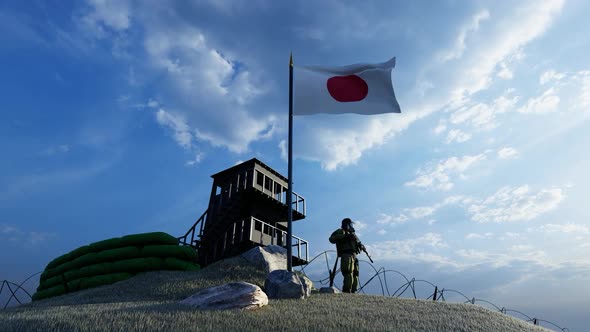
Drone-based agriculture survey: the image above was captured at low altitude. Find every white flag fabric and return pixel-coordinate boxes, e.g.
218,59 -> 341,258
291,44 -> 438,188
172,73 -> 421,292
293,57 -> 401,115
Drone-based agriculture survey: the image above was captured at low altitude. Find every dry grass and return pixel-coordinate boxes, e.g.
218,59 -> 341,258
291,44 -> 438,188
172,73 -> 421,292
0,255 -> 551,332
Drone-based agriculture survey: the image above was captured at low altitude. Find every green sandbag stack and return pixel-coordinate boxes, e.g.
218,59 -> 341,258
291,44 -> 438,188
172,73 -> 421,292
33,232 -> 199,301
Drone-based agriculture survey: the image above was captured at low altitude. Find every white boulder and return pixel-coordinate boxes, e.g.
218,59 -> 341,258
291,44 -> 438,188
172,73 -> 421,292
241,245 -> 287,273
264,269 -> 308,299
319,287 -> 340,294
180,282 -> 268,310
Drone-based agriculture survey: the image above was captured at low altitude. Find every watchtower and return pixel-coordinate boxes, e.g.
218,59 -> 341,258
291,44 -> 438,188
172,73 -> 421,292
179,158 -> 308,266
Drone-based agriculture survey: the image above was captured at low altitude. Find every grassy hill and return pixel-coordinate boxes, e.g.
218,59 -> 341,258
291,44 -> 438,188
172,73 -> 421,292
0,256 -> 551,332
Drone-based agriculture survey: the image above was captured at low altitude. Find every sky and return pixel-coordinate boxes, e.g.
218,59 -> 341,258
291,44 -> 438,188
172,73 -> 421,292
1,0 -> 589,330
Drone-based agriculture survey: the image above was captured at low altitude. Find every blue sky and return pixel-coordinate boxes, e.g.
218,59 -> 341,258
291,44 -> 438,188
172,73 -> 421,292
1,0 -> 589,329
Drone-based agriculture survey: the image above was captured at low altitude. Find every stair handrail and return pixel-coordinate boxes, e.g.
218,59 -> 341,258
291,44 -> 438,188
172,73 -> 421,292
178,209 -> 208,247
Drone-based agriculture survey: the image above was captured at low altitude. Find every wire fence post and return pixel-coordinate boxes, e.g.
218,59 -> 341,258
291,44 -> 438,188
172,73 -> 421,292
433,286 -> 438,301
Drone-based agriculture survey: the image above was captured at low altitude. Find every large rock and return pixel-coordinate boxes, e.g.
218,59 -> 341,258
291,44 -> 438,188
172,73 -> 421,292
319,287 -> 340,294
264,270 -> 308,299
180,282 -> 268,310
299,273 -> 313,297
241,245 -> 287,273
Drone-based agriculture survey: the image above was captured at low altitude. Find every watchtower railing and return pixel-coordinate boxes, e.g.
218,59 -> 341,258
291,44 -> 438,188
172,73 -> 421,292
252,170 -> 306,215
178,210 -> 207,248
250,217 -> 308,262
217,216 -> 309,263
213,169 -> 305,216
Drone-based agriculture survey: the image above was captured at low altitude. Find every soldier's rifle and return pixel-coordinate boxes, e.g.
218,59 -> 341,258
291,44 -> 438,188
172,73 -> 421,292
350,230 -> 374,264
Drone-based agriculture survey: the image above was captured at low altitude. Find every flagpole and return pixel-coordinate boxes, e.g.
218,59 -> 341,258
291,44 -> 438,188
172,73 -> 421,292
287,53 -> 294,272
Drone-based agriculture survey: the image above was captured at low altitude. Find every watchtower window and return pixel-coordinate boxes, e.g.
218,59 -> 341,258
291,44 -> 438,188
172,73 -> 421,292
274,182 -> 283,201
263,223 -> 272,235
256,171 -> 264,187
264,176 -> 273,192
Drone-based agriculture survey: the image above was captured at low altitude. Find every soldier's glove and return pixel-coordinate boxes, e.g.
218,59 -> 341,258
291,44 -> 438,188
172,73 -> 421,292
360,244 -> 366,251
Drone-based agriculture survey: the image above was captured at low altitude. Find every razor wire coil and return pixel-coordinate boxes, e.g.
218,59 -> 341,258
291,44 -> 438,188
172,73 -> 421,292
297,250 -> 570,332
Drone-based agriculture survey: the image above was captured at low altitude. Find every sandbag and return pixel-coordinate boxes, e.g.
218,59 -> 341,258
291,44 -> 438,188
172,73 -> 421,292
35,232 -> 187,301
78,272 -> 132,290
37,274 -> 64,291
32,284 -> 66,301
88,237 -> 124,253
69,252 -> 99,270
163,257 -> 200,271
140,245 -> 197,261
120,232 -> 178,247
78,263 -> 113,278
44,252 -> 74,272
64,268 -> 82,282
111,257 -> 164,273
94,246 -> 141,263
68,245 -> 92,262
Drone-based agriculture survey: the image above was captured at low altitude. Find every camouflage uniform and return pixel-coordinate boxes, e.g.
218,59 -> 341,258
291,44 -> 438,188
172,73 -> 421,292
329,227 -> 362,293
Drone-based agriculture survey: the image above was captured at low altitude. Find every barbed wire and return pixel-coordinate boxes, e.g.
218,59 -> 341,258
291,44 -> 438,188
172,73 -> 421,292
1,253 -> 572,331
0,271 -> 41,309
298,250 -> 570,332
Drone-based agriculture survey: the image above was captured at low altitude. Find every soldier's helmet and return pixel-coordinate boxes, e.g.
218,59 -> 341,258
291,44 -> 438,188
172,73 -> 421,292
341,218 -> 353,229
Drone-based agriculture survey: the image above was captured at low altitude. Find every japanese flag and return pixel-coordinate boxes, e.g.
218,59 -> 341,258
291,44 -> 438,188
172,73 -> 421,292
293,57 -> 401,115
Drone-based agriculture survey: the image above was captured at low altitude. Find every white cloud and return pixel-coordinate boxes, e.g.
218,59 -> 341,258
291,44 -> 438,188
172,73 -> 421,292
467,185 -> 564,223
386,184 -> 565,230
405,153 -> 487,191
0,224 -> 54,246
449,93 -> 518,130
575,71 -> 590,108
147,99 -> 159,108
446,0 -> 564,104
353,220 -> 368,231
155,109 -> 193,149
433,122 -> 447,135
497,147 -> 518,159
29,232 -> 55,245
0,224 -> 18,234
445,129 -> 471,144
405,206 -> 438,219
378,197 -> 465,226
540,69 -> 566,85
377,229 -> 387,235
517,88 -> 560,113
465,232 -> 494,240
455,247 -> 550,268
440,10 -> 491,62
539,223 -> 590,234
294,112 -> 422,171
43,144 -> 70,156
185,152 -> 205,166
368,233 -> 449,264
143,24 -> 274,154
497,62 -> 513,79
80,0 -> 131,38
376,213 -> 409,226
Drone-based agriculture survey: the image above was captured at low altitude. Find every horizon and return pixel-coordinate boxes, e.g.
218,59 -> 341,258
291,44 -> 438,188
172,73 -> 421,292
1,0 -> 589,330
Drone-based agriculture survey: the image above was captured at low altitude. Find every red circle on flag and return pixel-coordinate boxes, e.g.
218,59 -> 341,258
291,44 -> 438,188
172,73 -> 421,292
326,75 -> 369,102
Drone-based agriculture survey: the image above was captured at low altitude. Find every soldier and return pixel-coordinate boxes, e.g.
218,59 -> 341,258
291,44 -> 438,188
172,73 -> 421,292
329,218 -> 366,293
